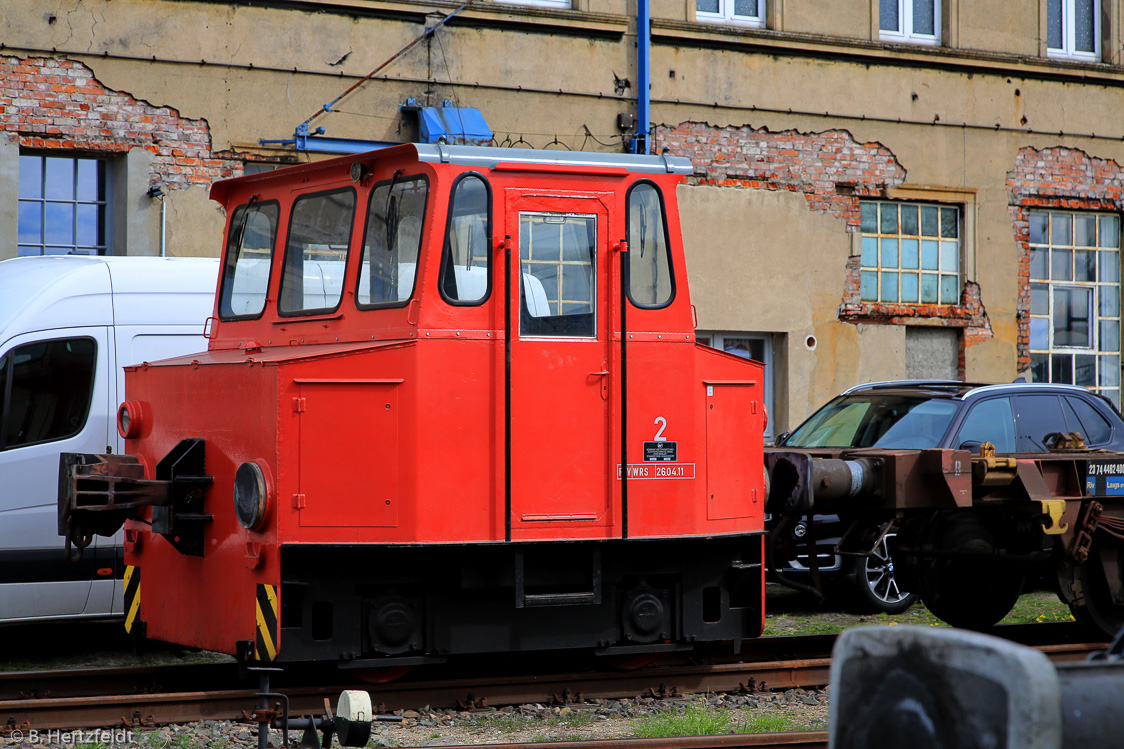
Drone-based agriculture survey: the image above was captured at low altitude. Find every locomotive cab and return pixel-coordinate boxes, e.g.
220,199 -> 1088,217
60,144 -> 767,665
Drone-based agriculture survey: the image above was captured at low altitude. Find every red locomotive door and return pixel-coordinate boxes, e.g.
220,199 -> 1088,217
505,193 -> 616,539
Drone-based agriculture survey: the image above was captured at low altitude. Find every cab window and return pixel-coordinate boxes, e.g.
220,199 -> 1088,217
357,175 -> 428,308
279,188 -> 356,316
217,200 -> 280,320
519,212 -> 597,338
439,174 -> 490,305
0,338 -> 97,450
626,182 -> 674,308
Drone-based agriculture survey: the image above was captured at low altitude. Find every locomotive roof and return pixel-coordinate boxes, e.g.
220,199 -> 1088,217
212,143 -> 693,202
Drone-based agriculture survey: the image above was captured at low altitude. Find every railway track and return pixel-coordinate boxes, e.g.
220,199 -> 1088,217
0,623 -> 1107,735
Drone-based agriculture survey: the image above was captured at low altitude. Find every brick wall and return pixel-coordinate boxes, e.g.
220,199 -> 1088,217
1007,146 -> 1124,375
656,121 -> 905,230
0,55 -> 241,191
657,121 -> 993,377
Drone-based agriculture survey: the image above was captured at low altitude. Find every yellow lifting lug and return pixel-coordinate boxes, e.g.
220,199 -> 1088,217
1036,499 -> 1070,535
971,442 -> 1019,486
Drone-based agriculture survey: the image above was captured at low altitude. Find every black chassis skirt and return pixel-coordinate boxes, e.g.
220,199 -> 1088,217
275,534 -> 764,664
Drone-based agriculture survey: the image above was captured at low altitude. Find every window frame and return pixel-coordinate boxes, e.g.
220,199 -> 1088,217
1046,0 -> 1101,61
1027,209 -> 1120,407
356,173 -> 431,312
696,0 -> 766,28
625,180 -> 676,310
878,0 -> 942,46
518,210 -> 599,339
217,199 -> 282,322
17,152 -> 112,257
0,336 -> 98,451
696,332 -> 775,440
439,172 -> 493,308
493,0 -> 571,9
278,186 -> 357,318
859,199 -> 962,306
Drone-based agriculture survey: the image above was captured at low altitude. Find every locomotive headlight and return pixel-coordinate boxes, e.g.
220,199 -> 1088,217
234,460 -> 272,531
117,401 -> 143,439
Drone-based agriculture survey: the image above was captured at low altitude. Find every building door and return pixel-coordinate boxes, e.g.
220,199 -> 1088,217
505,193 -> 615,538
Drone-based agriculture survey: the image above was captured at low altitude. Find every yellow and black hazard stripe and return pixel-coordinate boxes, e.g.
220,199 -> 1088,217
123,565 -> 141,634
255,583 -> 279,662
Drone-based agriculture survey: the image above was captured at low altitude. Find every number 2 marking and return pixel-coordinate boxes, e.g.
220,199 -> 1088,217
653,416 -> 668,442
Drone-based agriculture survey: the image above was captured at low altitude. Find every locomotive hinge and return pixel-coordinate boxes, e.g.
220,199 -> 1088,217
293,493 -> 307,509
292,397 -> 307,413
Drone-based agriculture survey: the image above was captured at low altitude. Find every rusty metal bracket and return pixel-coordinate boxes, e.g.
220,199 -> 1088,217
736,678 -> 768,694
550,688 -> 584,705
1071,501 -> 1104,564
457,694 -> 489,710
121,710 -> 155,728
0,718 -> 30,737
1036,499 -> 1070,535
646,683 -> 680,699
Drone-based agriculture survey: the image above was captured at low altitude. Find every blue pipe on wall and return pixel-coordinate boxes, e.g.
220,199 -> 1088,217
634,0 -> 651,154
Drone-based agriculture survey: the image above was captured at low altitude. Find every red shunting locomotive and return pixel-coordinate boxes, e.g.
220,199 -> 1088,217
60,144 -> 767,667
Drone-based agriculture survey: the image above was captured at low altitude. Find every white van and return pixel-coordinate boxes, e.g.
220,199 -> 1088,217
0,255 -> 218,622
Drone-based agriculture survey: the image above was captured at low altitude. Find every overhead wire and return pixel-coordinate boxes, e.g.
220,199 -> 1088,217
300,0 -> 475,129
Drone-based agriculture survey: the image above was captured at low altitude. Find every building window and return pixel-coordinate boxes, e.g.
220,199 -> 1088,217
18,154 -> 109,256
1047,0 -> 1099,60
860,201 -> 960,305
696,0 -> 765,27
879,0 -> 941,45
697,333 -> 774,440
1028,210 -> 1120,408
493,0 -> 570,8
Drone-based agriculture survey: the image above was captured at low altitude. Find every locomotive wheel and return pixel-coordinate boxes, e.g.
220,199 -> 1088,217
1064,544 -> 1124,639
916,514 -> 1023,630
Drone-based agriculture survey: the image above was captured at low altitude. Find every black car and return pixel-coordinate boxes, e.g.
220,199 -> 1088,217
768,380 -> 1124,613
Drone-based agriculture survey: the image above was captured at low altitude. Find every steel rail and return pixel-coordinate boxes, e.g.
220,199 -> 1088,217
460,735 -> 829,749
0,638 -> 1105,732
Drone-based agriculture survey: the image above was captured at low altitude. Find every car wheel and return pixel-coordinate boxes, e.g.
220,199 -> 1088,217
847,530 -> 918,615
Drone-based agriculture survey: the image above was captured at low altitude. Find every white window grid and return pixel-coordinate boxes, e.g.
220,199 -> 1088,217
879,0 -> 941,45
697,332 -> 774,440
493,0 -> 570,9
1028,210 -> 1120,408
1047,0 -> 1100,61
696,0 -> 765,27
859,200 -> 960,305
520,213 -> 597,317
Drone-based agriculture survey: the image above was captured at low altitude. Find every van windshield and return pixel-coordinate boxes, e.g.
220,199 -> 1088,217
784,394 -> 959,449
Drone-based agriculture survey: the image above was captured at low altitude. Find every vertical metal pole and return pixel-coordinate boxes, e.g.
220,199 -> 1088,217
620,240 -> 629,539
635,0 -> 651,155
504,234 -> 513,543
258,672 -> 270,749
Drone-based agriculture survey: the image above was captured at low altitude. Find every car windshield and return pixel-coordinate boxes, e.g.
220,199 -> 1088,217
784,394 -> 959,449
